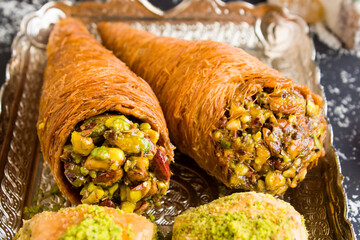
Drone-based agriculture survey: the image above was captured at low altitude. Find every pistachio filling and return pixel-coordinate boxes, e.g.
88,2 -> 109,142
214,88 -> 326,194
61,114 -> 170,212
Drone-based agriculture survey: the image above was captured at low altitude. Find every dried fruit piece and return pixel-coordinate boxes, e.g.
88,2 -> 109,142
151,149 -> 171,181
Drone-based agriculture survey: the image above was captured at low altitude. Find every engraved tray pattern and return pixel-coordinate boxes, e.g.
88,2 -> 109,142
0,0 -> 355,239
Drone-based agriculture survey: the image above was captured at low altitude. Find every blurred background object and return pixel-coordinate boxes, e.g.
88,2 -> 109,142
268,0 -> 360,49
319,0 -> 360,49
268,0 -> 324,23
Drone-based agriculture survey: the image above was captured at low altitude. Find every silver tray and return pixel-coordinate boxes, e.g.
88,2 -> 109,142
0,0 -> 355,239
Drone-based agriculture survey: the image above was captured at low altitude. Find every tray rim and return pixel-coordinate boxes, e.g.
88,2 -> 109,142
0,0 -> 355,239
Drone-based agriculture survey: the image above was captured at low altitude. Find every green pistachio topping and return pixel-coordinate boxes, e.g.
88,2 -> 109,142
173,193 -> 307,240
60,205 -> 123,240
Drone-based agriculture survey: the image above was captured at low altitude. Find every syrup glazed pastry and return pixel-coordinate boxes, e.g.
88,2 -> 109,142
172,192 -> 308,240
37,18 -> 174,213
14,204 -> 157,240
97,22 -> 327,195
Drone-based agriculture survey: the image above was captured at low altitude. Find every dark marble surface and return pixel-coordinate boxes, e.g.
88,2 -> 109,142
0,0 -> 359,238
313,36 -> 360,239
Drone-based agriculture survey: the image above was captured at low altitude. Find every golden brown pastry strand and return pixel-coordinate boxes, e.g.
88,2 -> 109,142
97,22 -> 325,190
37,18 -> 174,204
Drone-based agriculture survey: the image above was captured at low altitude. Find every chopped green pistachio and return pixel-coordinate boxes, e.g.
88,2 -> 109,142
124,159 -> 137,172
240,114 -> 251,123
257,179 -> 265,191
128,190 -> 142,203
71,152 -> 82,164
288,115 -> 296,123
64,163 -> 86,187
89,171 -> 97,178
131,156 -> 150,170
293,158 -> 301,167
140,122 -> 152,130
148,213 -> 155,222
229,103 -> 246,117
229,174 -> 245,186
120,185 -> 127,202
224,149 -> 234,158
157,181 -> 169,195
108,183 -> 119,196
226,119 -> 241,131
91,146 -> 110,161
105,116 -> 131,132
297,168 -> 307,181
108,148 -> 125,167
110,133 -> 151,154
80,183 -> 104,204
245,101 -> 254,108
80,167 -> 89,176
249,107 -> 261,117
252,132 -> 262,142
113,118 -> 131,132
71,131 -> 95,156
220,140 -> 232,149
313,134 -> 322,150
121,201 -> 136,213
213,131 -> 223,141
234,163 -> 249,176
23,204 -> 43,219
283,168 -> 296,178
143,129 -> 160,144
282,153 -> 291,163
306,100 -> 318,117
265,171 -> 286,190
84,156 -> 110,171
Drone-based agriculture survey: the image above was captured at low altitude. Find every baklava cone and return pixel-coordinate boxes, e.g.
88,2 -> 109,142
37,18 -> 174,212
98,22 -> 326,195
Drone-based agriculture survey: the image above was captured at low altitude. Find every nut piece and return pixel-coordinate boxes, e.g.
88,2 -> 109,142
151,149 -> 171,181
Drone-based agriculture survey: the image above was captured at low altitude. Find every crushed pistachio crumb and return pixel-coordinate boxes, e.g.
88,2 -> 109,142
60,205 -> 124,240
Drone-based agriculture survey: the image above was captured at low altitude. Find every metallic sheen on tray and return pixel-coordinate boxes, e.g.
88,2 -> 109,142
0,0 -> 355,239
